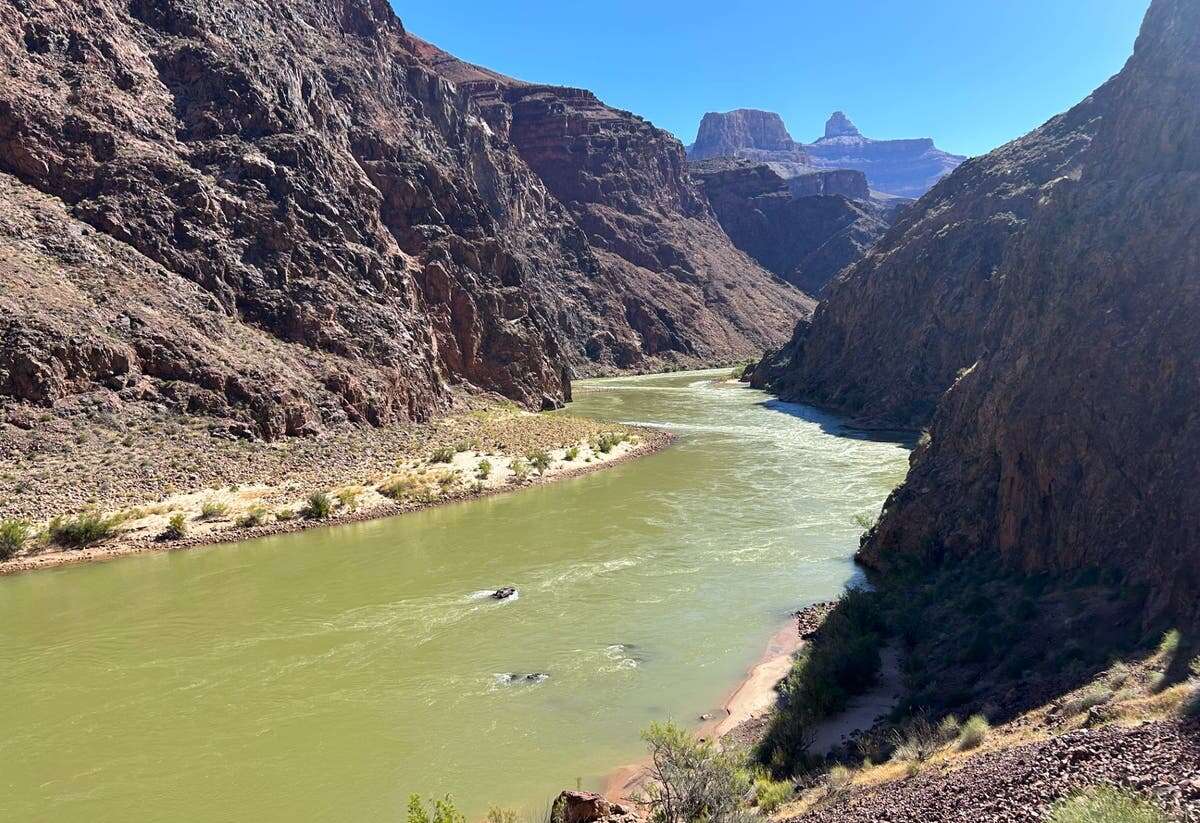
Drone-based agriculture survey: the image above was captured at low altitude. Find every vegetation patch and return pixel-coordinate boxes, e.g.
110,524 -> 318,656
48,509 -> 121,548
0,518 -> 31,560
301,491 -> 335,521
1047,786 -> 1168,823
755,588 -> 887,776
160,512 -> 188,541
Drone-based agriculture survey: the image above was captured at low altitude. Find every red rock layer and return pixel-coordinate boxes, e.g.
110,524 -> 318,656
0,0 -> 809,438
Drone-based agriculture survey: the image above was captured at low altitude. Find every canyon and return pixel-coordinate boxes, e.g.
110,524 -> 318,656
756,0 -> 1200,626
0,0 -> 809,441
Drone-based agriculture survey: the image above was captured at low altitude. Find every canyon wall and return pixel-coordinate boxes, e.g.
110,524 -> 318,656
692,159 -> 886,295
816,0 -> 1199,623
0,0 -> 808,438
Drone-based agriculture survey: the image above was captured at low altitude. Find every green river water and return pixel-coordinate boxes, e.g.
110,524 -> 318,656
0,370 -> 910,822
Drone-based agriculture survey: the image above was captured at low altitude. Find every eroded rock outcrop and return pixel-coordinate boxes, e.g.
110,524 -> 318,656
410,41 -> 813,369
0,0 -> 809,437
774,0 -> 1200,625
692,159 -> 887,295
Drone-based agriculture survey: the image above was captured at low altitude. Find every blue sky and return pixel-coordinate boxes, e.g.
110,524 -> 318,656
394,1 -> 1148,157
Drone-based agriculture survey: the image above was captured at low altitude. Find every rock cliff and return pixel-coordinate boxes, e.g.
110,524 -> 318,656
688,109 -> 965,198
410,41 -> 812,370
794,0 -> 1200,624
692,159 -> 886,295
805,111 -> 967,198
0,0 -> 809,438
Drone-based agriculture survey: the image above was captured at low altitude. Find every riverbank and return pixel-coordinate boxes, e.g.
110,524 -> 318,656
603,601 -> 843,803
0,407 -> 671,575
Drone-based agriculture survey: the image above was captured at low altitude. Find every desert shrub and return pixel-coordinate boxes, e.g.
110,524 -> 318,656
509,457 -> 530,483
161,513 -> 188,541
429,446 -> 456,464
336,487 -> 363,512
1107,663 -> 1133,689
591,432 -> 626,454
379,475 -> 421,501
275,508 -> 296,522
635,721 -> 752,823
1063,685 -> 1114,717
301,491 -> 335,521
407,795 -> 466,823
1190,656 -> 1200,678
937,715 -> 962,743
1047,786 -> 1168,823
890,713 -> 942,763
476,459 -> 493,480
956,715 -> 990,750
565,446 -> 580,461
754,776 -> 793,814
826,764 -> 853,796
48,509 -> 120,548
236,506 -> 269,528
1157,629 -> 1181,660
199,500 -> 229,521
0,518 -> 31,559
485,808 -> 517,823
527,449 -> 552,475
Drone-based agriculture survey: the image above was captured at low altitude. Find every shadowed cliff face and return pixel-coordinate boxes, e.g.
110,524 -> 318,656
0,0 -> 809,438
852,0 -> 1200,625
691,160 -> 887,295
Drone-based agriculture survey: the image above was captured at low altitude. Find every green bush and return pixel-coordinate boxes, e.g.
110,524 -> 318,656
336,487 -> 363,512
565,446 -> 580,461
1063,685 -> 1114,717
1047,786 -> 1168,823
0,518 -> 31,560
937,715 -> 962,743
161,513 -> 188,541
429,446 -> 456,464
635,721 -> 752,823
275,508 -> 296,522
956,715 -> 990,750
236,506 -> 269,528
509,457 -> 530,483
407,795 -> 466,823
475,459 -> 492,480
199,500 -> 229,521
48,509 -> 120,548
301,491 -> 335,521
754,776 -> 793,814
527,449 -> 552,475
591,432 -> 626,454
379,475 -> 421,501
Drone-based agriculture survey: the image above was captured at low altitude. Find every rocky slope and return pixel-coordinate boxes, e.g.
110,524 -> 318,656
0,0 -> 808,440
864,0 -> 1200,626
687,109 -> 964,198
763,0 -> 1200,625
691,159 -> 887,295
804,111 -> 967,198
408,39 -> 813,370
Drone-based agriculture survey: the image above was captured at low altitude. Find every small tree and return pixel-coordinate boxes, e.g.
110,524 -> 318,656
635,721 -> 752,823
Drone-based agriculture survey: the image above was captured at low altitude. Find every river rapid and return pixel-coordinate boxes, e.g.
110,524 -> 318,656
0,370 -> 911,822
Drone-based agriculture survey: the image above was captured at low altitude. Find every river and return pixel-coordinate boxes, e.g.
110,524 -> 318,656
0,370 -> 911,822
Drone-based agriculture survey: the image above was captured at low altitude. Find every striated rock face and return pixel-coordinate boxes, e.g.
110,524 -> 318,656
754,95 -> 1102,428
411,41 -> 814,369
692,160 -> 886,295
0,0 -> 808,437
805,112 -> 967,198
788,0 -> 1200,624
688,109 -> 803,161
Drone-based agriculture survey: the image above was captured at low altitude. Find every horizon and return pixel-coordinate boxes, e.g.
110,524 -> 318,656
394,0 -> 1148,157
